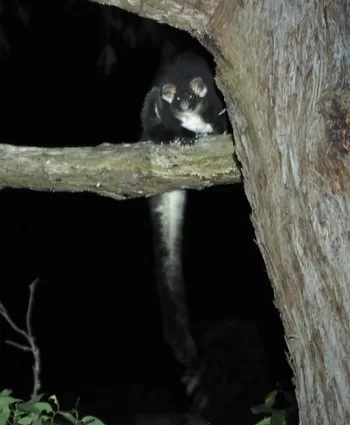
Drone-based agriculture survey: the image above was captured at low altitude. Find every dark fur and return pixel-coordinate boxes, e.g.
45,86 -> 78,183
140,51 -> 228,367
141,51 -> 228,143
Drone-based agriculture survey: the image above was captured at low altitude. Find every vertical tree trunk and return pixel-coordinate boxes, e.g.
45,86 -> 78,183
90,0 -> 350,422
210,1 -> 350,423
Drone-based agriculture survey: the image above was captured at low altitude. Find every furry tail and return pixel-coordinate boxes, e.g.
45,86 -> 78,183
150,190 -> 197,367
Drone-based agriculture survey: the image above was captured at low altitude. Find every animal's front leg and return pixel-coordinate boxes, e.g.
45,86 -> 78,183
171,132 -> 199,148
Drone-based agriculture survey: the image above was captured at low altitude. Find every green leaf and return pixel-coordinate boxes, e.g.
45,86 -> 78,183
16,415 -> 34,425
254,418 -> 271,425
0,390 -> 12,396
81,416 -> 107,425
33,414 -> 51,425
271,412 -> 286,425
58,411 -> 79,424
0,410 -> 11,425
0,396 -> 20,408
252,403 -> 276,414
18,396 -> 43,414
34,402 -> 53,414
264,390 -> 278,408
184,375 -> 200,396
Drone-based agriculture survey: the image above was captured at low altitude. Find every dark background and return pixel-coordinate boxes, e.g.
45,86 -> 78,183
0,1 -> 294,424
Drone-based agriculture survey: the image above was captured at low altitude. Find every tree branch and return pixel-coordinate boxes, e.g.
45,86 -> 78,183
89,0 -> 217,33
0,278 -> 41,397
0,135 -> 239,200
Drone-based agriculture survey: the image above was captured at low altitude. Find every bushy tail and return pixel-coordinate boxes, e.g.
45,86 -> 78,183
150,190 -> 197,367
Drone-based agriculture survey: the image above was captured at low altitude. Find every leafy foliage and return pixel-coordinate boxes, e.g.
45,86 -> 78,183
0,390 -> 106,425
251,388 -> 298,425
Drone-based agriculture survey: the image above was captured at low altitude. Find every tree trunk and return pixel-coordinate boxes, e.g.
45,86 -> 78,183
93,0 -> 350,423
212,3 -> 350,424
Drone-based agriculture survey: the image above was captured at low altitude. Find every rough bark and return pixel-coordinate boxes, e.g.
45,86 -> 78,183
213,3 -> 350,424
0,136 -> 238,199
90,0 -> 350,423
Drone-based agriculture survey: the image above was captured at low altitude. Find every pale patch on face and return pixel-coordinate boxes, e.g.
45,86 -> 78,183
160,77 -> 220,135
161,77 -> 208,104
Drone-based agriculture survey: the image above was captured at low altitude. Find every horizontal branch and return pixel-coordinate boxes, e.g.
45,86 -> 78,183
0,135 -> 239,200
89,0 -> 210,33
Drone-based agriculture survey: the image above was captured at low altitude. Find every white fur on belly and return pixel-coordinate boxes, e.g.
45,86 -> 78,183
154,190 -> 187,291
179,114 -> 214,134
